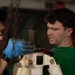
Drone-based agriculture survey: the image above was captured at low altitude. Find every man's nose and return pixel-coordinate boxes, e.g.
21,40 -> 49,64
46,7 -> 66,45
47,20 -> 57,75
0,31 -> 3,41
0,35 -> 3,41
47,29 -> 53,36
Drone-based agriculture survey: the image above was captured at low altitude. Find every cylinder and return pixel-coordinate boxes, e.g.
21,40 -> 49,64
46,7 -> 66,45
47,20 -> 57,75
12,64 -> 31,75
48,65 -> 63,75
31,67 -> 43,75
28,29 -> 37,44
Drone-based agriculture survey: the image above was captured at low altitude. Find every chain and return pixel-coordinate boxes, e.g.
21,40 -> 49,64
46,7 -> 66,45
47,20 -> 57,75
10,0 -> 20,58
12,0 -> 20,38
3,0 -> 20,38
0,0 -> 20,51
3,0 -> 14,38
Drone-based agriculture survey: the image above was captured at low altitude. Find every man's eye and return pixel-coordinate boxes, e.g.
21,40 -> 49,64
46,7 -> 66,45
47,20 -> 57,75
53,29 -> 59,31
47,27 -> 49,29
0,30 -> 5,36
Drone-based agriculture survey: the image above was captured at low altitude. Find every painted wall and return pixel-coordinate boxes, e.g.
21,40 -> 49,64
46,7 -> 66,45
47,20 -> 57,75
0,0 -> 75,11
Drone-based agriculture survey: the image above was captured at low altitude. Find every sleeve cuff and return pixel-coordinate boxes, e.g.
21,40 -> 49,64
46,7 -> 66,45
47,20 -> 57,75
0,53 -> 10,63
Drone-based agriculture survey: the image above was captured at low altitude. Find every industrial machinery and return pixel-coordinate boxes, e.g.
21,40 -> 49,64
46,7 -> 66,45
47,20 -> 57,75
12,49 -> 63,75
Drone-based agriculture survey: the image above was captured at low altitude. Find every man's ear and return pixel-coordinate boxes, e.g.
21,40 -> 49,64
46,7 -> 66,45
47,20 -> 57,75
66,28 -> 73,36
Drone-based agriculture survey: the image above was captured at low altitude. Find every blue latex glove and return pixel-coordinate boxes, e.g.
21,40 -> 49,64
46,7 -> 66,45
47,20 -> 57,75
3,38 -> 35,59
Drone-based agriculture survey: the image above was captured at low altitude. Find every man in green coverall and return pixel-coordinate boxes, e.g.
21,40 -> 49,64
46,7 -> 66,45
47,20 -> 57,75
45,8 -> 75,75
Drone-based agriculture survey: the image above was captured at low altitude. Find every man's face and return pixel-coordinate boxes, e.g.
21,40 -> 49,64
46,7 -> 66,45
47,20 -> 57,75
0,22 -> 5,44
47,21 -> 72,46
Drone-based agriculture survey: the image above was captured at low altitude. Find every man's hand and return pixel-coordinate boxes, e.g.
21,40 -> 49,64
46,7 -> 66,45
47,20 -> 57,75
3,38 -> 35,59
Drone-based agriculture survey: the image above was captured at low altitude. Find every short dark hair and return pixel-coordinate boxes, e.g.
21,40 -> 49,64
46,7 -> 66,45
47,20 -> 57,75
0,7 -> 7,25
45,8 -> 75,36
45,8 -> 75,28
